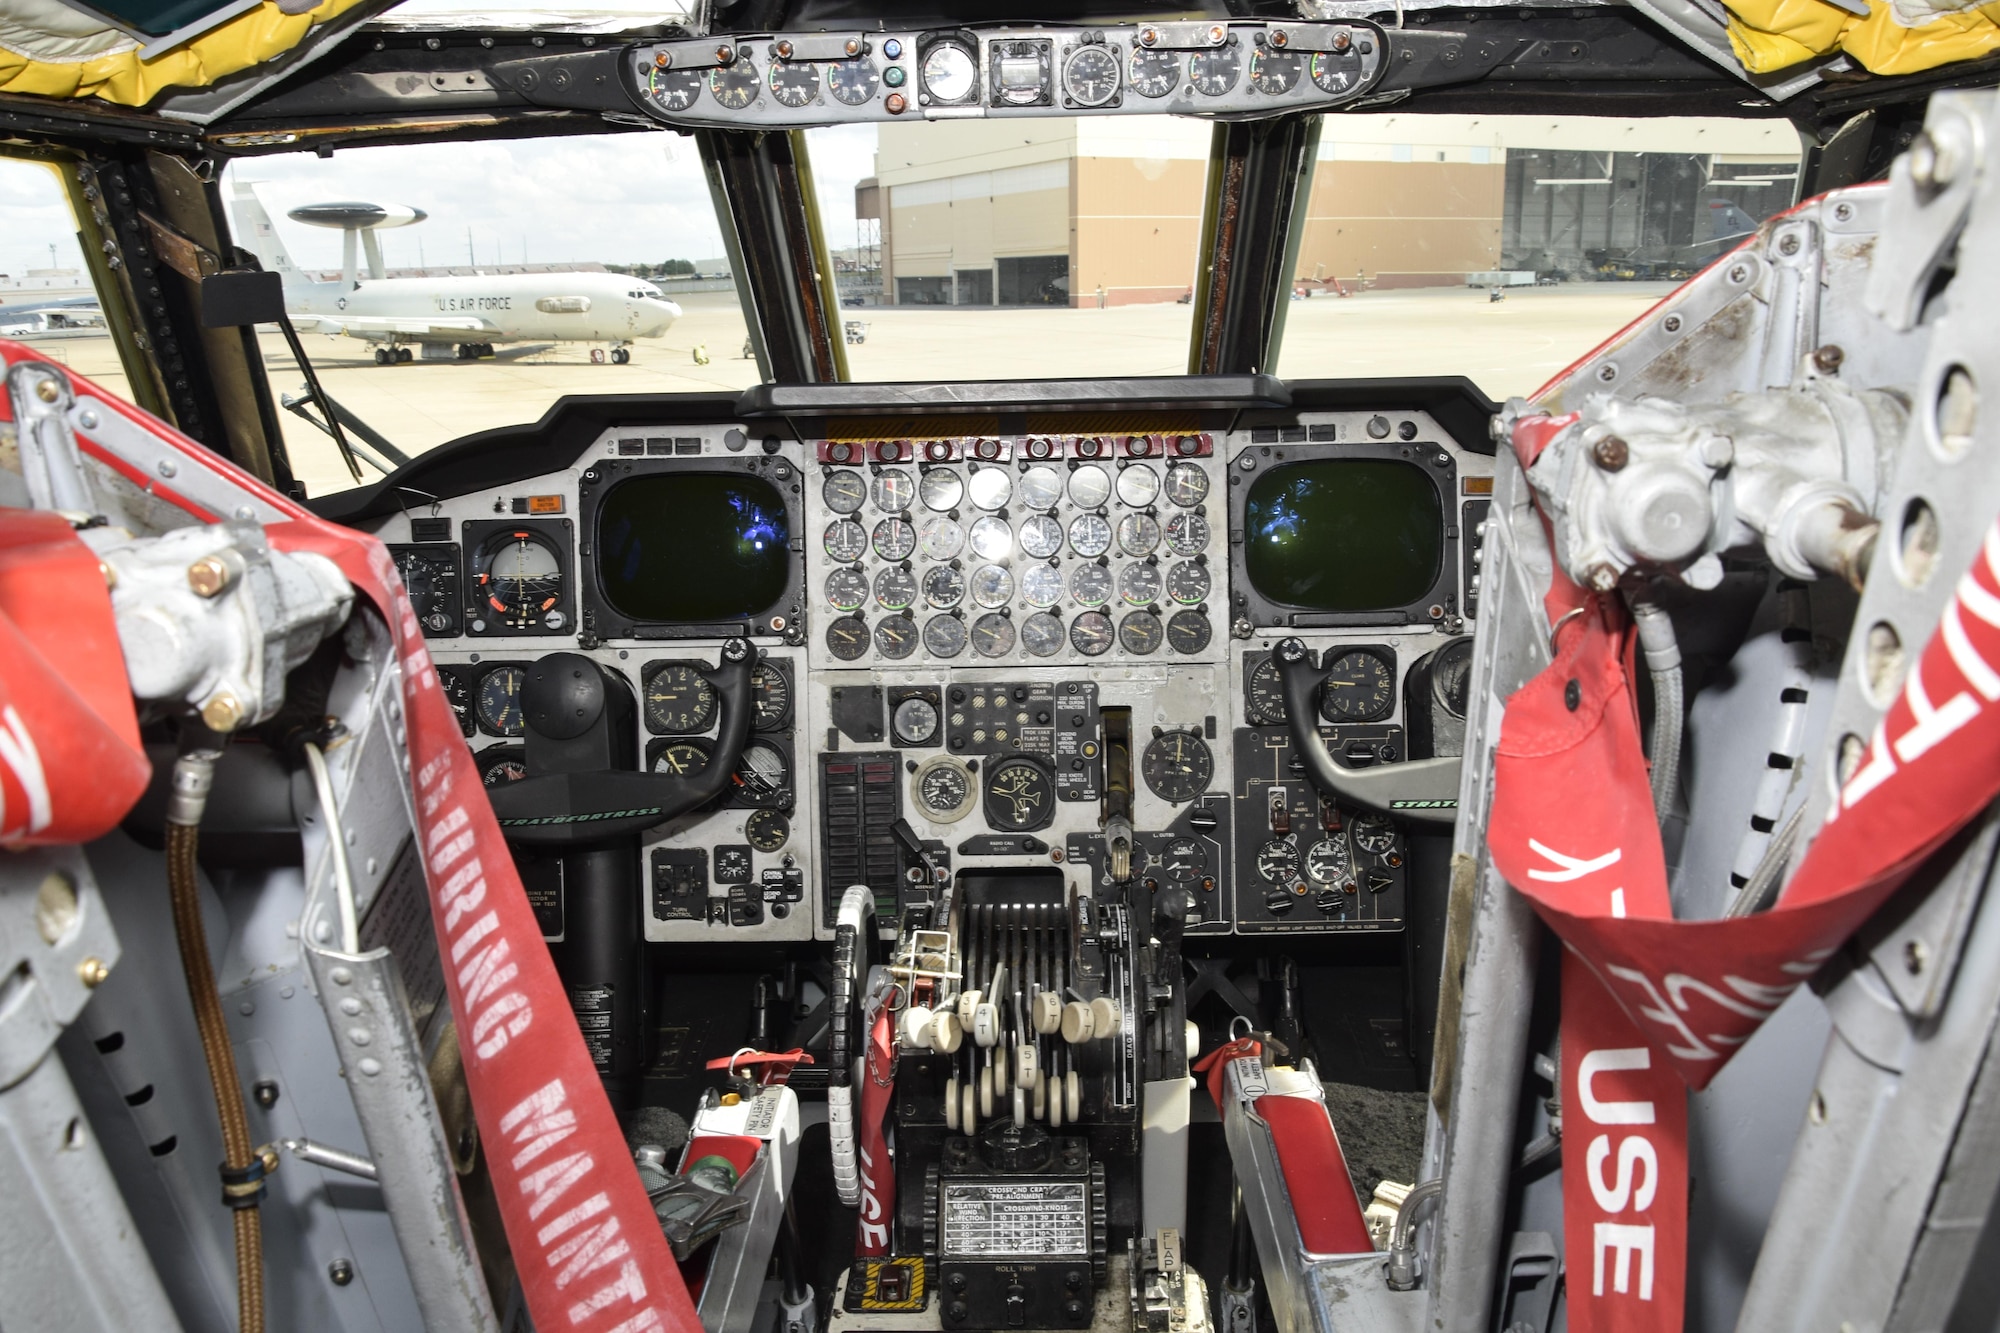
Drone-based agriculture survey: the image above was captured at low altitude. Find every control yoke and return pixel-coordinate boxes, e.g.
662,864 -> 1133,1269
1273,637 -> 1460,827
486,638 -> 756,846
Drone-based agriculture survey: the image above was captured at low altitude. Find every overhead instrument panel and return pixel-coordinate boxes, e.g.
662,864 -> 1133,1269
618,21 -> 1384,129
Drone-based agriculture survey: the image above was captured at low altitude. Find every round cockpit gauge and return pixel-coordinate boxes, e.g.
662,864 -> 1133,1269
1069,610 -> 1114,656
1021,612 -> 1065,657
1350,813 -> 1398,857
646,65 -> 702,111
872,468 -> 914,512
1248,46 -> 1302,95
1119,610 -> 1163,654
1019,513 -> 1064,560
1116,463 -> 1160,507
751,660 -> 790,729
1320,647 -> 1395,722
1310,47 -> 1364,94
920,40 -> 978,103
1142,730 -> 1213,803
823,470 -> 867,514
1020,564 -> 1064,608
874,566 -> 918,611
970,564 -> 1014,609
651,738 -> 712,778
1128,47 -> 1180,97
1119,561 -> 1163,606
1188,46 -> 1242,96
971,612 -> 1016,657
1167,609 -> 1212,654
874,615 -> 919,659
967,466 -> 1012,510
825,615 -> 869,660
1068,464 -> 1112,509
730,741 -> 790,806
918,515 -> 964,561
825,567 -> 868,611
475,665 -> 525,736
1166,462 -> 1210,508
829,56 -> 880,105
1069,562 -> 1113,606
768,59 -> 820,107
1257,838 -> 1301,884
824,519 -> 867,562
1062,44 -> 1121,107
477,744 -> 528,788
1018,465 -> 1064,511
441,670 -> 473,734
1307,836 -> 1354,887
924,614 -> 969,658
983,757 -> 1055,831
873,517 -> 916,562
1430,637 -> 1475,719
1166,560 -> 1210,605
1164,510 -> 1209,556
968,516 -> 1013,562
745,807 -> 790,853
709,58 -> 761,109
914,757 -> 976,822
924,565 -> 966,609
1117,513 -> 1161,557
1068,514 -> 1112,559
475,529 -> 564,631
919,468 -> 963,511
1246,656 -> 1288,725
893,695 -> 940,744
1162,837 -> 1206,884
644,661 -> 716,734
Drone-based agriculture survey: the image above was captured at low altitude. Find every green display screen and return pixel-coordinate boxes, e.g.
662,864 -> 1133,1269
1242,460 -> 1443,611
597,473 -> 791,622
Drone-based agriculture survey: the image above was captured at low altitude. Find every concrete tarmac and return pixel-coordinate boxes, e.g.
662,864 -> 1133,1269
38,283 -> 1677,499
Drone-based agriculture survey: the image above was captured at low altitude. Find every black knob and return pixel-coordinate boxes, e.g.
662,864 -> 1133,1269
524,652 -> 604,739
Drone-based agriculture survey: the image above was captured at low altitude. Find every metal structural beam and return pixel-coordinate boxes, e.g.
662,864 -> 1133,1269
1188,114 -> 1321,377
697,128 -> 847,385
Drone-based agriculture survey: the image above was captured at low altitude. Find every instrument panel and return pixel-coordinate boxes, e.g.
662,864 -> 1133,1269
620,21 -> 1386,130
373,395 -> 1490,945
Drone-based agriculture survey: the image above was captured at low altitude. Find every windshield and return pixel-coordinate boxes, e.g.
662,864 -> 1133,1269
220,134 -> 758,498
808,111 -> 1799,394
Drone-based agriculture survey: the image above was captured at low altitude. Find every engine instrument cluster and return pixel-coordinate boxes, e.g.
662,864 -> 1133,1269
372,394 -> 1489,947
620,21 -> 1385,130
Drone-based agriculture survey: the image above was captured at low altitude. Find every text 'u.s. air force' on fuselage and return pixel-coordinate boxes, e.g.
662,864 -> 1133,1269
227,181 -> 680,366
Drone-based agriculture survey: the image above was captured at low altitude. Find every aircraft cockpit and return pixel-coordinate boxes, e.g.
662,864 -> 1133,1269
5,2 -> 2000,1331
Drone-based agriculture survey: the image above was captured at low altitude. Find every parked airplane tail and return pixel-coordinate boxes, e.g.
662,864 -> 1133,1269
227,181 -> 306,290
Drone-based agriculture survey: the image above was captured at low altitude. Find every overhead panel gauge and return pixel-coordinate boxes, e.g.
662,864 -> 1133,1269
989,38 -> 1052,107
709,56 -> 761,109
828,57 -> 880,105
1062,43 -> 1121,107
1128,47 -> 1180,97
647,64 -> 702,110
1248,46 -> 1302,95
470,524 -> 568,633
1310,45 -> 1365,94
1188,45 -> 1242,96
768,59 -> 820,107
919,38 -> 978,104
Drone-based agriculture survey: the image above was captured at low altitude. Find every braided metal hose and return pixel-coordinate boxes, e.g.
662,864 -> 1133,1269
166,749 -> 269,1333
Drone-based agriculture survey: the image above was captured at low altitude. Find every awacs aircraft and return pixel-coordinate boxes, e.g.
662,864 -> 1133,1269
229,181 -> 680,364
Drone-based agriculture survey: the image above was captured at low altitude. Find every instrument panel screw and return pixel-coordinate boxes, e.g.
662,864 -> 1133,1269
1586,563 -> 1620,592
1904,939 -> 1928,974
77,957 -> 110,988
253,1080 -> 280,1109
1813,344 -> 1845,375
1662,314 -> 1682,334
34,378 -> 60,403
1590,435 -> 1629,471
329,1258 -> 355,1286
1777,232 -> 1802,256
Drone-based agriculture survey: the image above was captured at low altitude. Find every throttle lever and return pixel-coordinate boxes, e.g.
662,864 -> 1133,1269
486,638 -> 756,845
1272,637 -> 1459,827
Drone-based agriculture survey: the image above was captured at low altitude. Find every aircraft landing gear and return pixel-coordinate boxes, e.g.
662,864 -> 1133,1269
612,347 -> 630,365
375,347 -> 389,365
